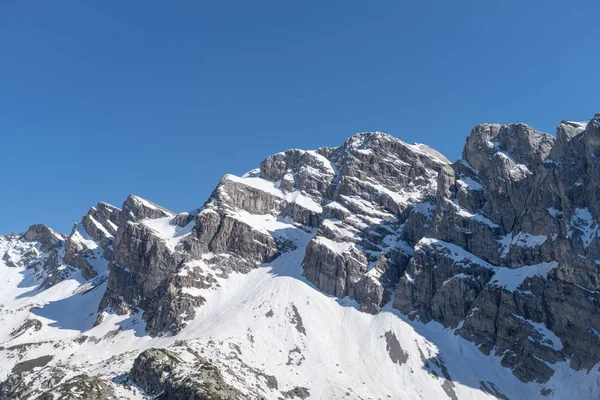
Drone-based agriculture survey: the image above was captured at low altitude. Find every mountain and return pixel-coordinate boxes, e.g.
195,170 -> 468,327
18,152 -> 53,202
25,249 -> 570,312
1,113 -> 600,399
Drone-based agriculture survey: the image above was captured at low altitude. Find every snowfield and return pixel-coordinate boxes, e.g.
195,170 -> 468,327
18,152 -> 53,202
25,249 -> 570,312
1,229 -> 599,399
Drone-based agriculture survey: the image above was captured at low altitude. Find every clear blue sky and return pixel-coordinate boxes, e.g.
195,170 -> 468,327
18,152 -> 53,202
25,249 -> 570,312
1,1 -> 598,234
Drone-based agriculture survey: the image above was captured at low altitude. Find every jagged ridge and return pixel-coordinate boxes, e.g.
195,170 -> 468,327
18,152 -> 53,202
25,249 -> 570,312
1,113 -> 600,399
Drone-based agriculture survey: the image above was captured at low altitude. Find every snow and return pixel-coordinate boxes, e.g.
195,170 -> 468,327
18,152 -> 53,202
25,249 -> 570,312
512,232 -> 548,248
442,273 -> 472,286
458,159 -> 478,173
371,183 -> 422,206
416,238 -> 494,269
241,168 -> 260,178
547,207 -> 563,218
454,204 -> 499,228
324,201 -> 351,214
406,143 -> 451,164
225,174 -> 323,213
313,235 -> 354,254
416,238 -> 558,293
89,215 -> 114,239
456,177 -> 484,191
570,208 -> 599,248
70,224 -> 99,250
339,195 -> 393,219
130,195 -> 174,215
224,174 -> 285,198
354,148 -> 373,155
490,262 -> 558,292
1,230 -> 598,399
512,314 -> 563,351
106,220 -> 118,232
181,287 -> 204,297
321,219 -> 359,241
7,130 -> 600,398
498,232 -> 548,258
566,121 -> 588,130
227,209 -> 306,241
412,202 -> 436,218
381,235 -> 414,256
306,150 -> 336,174
285,191 -> 322,213
140,217 -> 194,252
493,152 -> 531,180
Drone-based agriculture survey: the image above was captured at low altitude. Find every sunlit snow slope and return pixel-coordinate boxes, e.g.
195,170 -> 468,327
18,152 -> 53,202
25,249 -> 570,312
1,224 -> 598,399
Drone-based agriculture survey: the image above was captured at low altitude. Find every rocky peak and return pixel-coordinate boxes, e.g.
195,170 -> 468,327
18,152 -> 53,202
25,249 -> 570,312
332,131 -> 450,167
121,194 -> 174,223
584,113 -> 600,156
549,120 -> 588,161
461,123 -> 501,170
23,224 -> 63,252
496,123 -> 554,168
80,202 -> 121,243
463,123 -> 554,171
59,201 -> 123,281
259,148 -> 335,197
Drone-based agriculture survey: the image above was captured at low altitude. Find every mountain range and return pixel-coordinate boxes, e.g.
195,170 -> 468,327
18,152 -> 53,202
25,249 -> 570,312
2,112 -> 600,399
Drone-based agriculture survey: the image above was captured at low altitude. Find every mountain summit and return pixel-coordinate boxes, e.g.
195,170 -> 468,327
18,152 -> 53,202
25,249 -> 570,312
2,113 -> 600,399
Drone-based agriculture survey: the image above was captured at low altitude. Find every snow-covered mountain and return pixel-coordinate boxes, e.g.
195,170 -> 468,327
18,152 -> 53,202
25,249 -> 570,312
2,113 -> 600,399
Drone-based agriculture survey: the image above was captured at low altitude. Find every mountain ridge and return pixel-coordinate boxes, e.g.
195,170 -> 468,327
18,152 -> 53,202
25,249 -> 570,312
1,112 -> 600,399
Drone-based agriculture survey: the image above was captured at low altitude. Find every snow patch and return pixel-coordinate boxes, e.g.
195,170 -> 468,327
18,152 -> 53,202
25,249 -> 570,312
490,262 -> 558,292
512,314 -> 563,351
456,177 -> 484,191
570,208 -> 599,248
140,217 -> 194,252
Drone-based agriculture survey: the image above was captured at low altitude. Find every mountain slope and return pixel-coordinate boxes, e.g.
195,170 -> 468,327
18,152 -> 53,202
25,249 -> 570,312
2,113 -> 600,399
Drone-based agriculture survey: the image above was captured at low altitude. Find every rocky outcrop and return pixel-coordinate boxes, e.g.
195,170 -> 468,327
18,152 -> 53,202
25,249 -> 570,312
129,348 -> 243,400
0,371 -> 117,400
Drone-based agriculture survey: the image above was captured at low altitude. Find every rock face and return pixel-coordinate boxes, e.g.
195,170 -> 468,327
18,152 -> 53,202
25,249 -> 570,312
2,113 -> 600,397
394,115 -> 600,382
63,202 -> 121,280
23,224 -> 63,253
95,133 -> 449,332
92,115 -> 600,383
